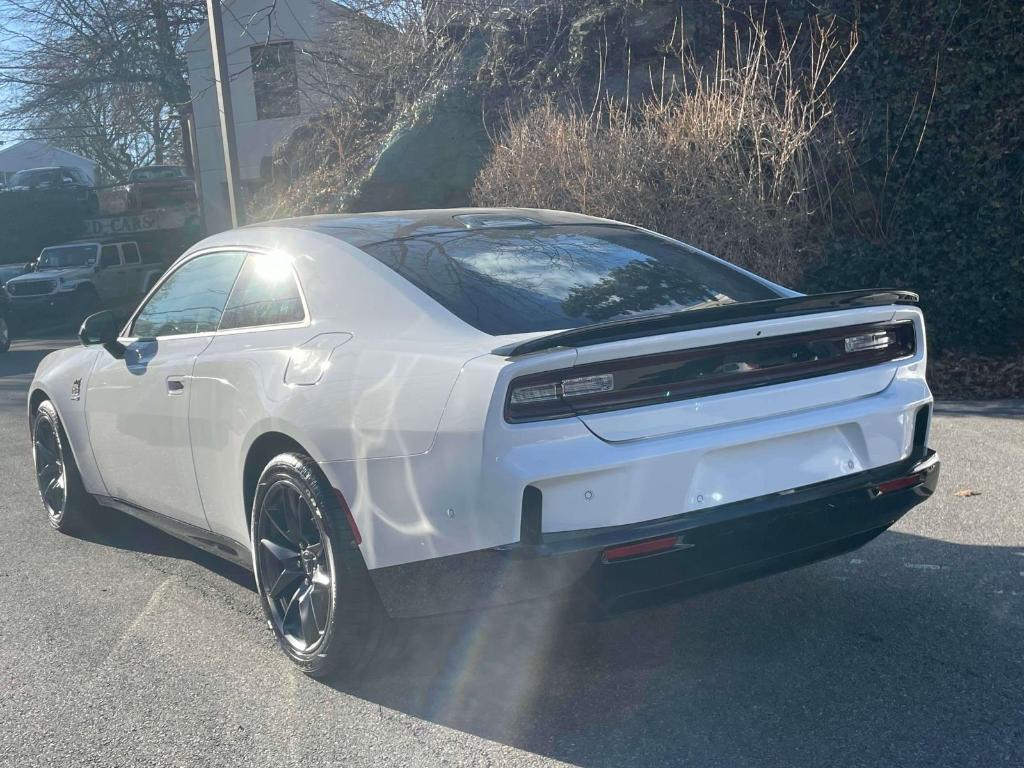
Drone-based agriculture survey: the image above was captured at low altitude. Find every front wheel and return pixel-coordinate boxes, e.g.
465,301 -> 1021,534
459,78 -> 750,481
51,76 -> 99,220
251,453 -> 383,679
32,400 -> 95,532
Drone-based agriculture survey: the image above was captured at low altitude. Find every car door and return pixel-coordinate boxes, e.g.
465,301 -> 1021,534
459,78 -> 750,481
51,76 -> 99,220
96,245 -> 123,301
119,242 -> 143,296
85,250 -> 246,527
189,251 -> 309,545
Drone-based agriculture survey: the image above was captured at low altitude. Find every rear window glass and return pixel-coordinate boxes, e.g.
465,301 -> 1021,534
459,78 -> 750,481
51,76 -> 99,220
360,225 -> 779,335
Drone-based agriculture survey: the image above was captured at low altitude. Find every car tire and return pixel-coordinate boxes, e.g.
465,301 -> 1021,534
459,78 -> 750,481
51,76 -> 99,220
251,452 -> 383,679
32,400 -> 95,533
0,315 -> 10,352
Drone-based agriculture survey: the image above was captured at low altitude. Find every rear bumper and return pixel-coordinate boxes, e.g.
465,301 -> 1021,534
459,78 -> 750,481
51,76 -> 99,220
370,449 -> 939,618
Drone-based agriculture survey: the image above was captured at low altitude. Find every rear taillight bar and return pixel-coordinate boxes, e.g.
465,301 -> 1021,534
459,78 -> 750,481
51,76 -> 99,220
505,321 -> 916,423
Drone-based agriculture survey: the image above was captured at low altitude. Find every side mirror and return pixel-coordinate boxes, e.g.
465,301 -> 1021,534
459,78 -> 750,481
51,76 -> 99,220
79,311 -> 125,359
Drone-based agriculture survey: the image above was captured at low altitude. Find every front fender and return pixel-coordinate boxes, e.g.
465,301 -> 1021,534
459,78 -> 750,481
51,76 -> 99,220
29,345 -> 106,494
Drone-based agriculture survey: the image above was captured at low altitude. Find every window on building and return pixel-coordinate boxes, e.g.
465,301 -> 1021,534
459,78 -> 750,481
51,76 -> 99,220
251,42 -> 300,120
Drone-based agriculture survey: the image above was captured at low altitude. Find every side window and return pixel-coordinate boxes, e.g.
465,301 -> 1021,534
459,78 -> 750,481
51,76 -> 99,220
99,246 -> 120,268
121,243 -> 140,264
219,252 -> 305,330
131,251 -> 245,338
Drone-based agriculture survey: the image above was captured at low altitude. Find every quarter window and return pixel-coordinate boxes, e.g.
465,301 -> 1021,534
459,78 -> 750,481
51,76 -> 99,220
131,251 -> 245,338
220,252 -> 305,330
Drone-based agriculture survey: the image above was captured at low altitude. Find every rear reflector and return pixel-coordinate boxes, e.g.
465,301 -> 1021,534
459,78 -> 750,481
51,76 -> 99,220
871,473 -> 926,497
603,535 -> 680,563
332,488 -> 362,545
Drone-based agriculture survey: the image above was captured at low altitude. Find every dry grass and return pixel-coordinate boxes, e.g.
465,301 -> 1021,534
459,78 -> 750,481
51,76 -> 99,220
474,11 -> 857,287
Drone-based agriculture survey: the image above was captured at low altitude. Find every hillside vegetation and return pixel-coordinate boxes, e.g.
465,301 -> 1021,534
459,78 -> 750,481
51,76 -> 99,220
252,0 -> 1023,397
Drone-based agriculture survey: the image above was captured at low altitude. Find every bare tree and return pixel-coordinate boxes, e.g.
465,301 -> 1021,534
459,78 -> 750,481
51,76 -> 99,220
0,0 -> 205,180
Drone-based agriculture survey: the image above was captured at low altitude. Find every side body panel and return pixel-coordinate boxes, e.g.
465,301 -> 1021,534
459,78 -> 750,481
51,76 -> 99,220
182,230 -> 490,549
85,337 -> 213,528
190,330 -> 476,547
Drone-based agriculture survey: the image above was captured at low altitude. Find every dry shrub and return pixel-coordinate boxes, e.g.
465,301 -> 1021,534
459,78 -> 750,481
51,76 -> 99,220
474,13 -> 857,286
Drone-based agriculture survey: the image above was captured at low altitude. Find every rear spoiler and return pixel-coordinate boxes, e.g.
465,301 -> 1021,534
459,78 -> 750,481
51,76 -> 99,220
495,289 -> 919,357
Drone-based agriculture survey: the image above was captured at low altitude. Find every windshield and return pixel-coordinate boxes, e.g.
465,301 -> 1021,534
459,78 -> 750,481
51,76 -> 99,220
37,245 -> 97,269
130,166 -> 186,182
10,169 -> 58,188
361,225 -> 780,335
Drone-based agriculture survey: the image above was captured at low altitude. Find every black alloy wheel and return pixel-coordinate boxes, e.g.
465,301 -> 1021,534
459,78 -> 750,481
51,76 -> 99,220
251,453 -> 382,678
257,479 -> 335,654
32,400 -> 93,532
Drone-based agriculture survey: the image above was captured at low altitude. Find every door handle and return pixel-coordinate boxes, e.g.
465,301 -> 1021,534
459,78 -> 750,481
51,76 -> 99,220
166,377 -> 186,395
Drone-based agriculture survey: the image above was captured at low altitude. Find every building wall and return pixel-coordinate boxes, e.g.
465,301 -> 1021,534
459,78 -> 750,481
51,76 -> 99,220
186,0 -> 343,233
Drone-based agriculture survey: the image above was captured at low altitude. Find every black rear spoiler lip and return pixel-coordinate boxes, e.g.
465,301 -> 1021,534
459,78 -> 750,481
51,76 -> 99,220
494,289 -> 920,358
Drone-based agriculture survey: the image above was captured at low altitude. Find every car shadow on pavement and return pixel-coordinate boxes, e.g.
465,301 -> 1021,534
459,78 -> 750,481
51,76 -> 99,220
329,531 -> 1024,767
78,505 -> 255,591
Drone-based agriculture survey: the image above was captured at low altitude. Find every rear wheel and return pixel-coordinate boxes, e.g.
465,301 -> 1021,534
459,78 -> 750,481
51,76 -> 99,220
251,453 -> 382,679
32,400 -> 94,532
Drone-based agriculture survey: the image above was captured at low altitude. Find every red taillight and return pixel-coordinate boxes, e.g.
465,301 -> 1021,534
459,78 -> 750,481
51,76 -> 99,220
871,473 -> 925,497
602,535 -> 680,563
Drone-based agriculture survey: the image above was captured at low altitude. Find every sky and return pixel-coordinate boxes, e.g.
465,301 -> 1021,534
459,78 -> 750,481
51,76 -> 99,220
0,1 -> 30,146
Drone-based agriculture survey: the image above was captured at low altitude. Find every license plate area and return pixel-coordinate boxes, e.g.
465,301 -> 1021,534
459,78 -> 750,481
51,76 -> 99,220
689,426 -> 863,510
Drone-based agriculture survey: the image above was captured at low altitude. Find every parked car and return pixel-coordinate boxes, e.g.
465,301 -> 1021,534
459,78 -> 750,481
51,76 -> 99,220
0,282 -> 10,352
2,166 -> 99,216
27,208 -> 939,678
124,165 -> 196,211
5,239 -> 162,318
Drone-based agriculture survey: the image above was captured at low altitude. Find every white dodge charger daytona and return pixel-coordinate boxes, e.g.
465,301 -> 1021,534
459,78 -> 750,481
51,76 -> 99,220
29,208 -> 939,676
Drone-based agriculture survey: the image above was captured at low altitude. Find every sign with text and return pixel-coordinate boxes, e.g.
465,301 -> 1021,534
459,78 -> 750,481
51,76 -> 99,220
82,206 -> 197,237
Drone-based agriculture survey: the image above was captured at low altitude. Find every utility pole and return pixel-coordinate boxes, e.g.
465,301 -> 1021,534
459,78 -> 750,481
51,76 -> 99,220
206,0 -> 244,228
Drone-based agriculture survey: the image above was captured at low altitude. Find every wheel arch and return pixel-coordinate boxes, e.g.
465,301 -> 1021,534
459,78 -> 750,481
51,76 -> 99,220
242,431 -> 309,532
28,387 -> 51,432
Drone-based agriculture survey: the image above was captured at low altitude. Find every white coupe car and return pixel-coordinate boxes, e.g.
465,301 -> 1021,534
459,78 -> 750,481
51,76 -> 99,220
28,208 -> 940,676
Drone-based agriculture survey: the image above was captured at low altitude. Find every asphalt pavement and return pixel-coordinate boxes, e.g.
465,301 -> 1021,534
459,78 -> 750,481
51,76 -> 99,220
1,336 -> 1021,767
